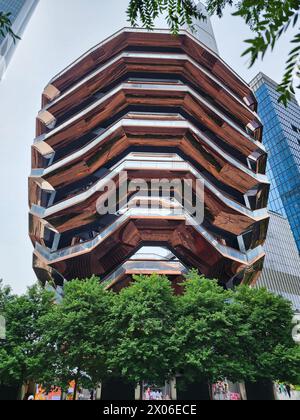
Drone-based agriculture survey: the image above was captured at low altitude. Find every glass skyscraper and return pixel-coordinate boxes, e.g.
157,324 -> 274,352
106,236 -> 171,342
250,73 -> 300,254
0,0 -> 39,79
256,211 -> 300,312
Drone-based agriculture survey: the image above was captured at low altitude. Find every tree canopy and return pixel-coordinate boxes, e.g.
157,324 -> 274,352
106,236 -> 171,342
173,270 -> 300,387
0,284 -> 54,394
229,284 -> 300,384
173,270 -> 249,385
37,277 -> 114,399
0,273 -> 299,399
108,274 -> 178,385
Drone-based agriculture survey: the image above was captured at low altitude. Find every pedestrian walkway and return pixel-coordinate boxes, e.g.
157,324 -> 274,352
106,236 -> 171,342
277,391 -> 300,401
292,391 -> 300,401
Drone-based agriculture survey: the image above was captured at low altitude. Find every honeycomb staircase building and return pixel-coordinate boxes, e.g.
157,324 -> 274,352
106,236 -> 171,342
29,26 -> 269,292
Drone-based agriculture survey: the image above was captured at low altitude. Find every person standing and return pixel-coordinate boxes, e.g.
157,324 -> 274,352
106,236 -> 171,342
285,384 -> 292,399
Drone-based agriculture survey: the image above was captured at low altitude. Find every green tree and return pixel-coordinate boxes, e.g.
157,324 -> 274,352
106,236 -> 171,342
127,0 -> 300,105
109,274 -> 179,392
174,270 -> 300,389
38,277 -> 114,400
1,272 -> 298,400
173,270 -> 249,388
0,284 -> 54,398
231,285 -> 300,384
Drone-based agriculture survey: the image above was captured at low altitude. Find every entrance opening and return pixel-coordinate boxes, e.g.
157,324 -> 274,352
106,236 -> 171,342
101,378 -> 135,400
142,381 -> 172,400
176,378 -> 211,401
245,381 -> 275,401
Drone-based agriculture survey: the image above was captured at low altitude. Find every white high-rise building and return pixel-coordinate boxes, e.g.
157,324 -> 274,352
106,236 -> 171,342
187,1 -> 219,54
0,0 -> 39,80
257,211 -> 300,312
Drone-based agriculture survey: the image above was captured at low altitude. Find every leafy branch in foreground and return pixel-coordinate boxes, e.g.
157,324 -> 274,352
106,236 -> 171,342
277,31 -> 300,105
127,0 -> 206,34
232,1 -> 300,106
127,0 -> 300,105
0,11 -> 20,43
206,0 -> 300,105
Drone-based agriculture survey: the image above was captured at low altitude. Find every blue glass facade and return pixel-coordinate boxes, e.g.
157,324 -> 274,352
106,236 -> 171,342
0,0 -> 26,42
0,0 -> 39,79
251,73 -> 300,254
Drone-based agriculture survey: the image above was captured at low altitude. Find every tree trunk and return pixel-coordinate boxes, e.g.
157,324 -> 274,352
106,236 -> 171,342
18,384 -> 26,401
140,381 -> 143,401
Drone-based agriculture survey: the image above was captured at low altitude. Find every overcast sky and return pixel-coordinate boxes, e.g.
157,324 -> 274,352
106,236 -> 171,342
0,0 -> 299,294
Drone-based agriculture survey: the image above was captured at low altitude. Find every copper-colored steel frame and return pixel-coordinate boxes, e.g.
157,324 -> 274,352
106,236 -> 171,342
30,28 -> 269,290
